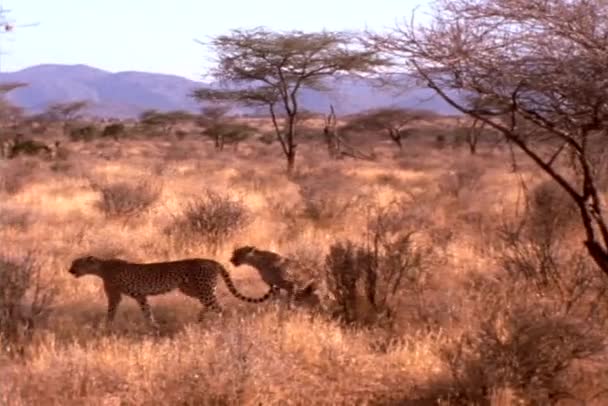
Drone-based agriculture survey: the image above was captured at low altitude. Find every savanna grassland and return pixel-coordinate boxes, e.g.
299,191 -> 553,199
1,118 -> 607,405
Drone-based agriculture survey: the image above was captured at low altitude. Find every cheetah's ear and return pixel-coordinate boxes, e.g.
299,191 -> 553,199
300,280 -> 317,295
243,246 -> 256,256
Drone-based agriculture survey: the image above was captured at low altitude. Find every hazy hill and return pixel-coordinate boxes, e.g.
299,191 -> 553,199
0,64 -> 459,118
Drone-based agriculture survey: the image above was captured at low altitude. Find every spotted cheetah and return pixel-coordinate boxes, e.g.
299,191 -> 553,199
229,246 -> 319,308
68,255 -> 275,328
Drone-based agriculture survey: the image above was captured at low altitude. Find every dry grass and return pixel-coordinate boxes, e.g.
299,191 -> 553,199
1,124 -> 607,405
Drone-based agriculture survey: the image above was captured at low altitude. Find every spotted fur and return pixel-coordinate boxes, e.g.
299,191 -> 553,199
229,246 -> 319,308
68,255 -> 274,328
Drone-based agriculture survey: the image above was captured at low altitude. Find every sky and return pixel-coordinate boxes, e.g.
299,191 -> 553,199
0,0 -> 431,81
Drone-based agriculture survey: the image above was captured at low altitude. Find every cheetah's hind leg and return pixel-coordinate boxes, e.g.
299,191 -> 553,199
197,294 -> 223,322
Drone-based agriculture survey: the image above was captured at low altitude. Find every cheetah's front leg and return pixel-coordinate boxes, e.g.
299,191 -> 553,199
134,296 -> 159,331
105,288 -> 122,329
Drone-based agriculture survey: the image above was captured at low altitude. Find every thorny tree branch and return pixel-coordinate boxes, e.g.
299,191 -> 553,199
365,0 -> 608,277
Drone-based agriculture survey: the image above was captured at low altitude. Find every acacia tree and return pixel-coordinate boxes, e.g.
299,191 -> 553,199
197,106 -> 254,151
45,100 -> 89,121
139,109 -> 193,137
342,107 -> 434,150
192,28 -> 385,174
0,83 -> 26,126
366,0 -> 608,276
0,82 -> 27,158
42,100 -> 90,136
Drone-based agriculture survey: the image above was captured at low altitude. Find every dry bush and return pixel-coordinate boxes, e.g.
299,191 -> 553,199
92,179 -> 162,218
166,190 -> 250,254
374,172 -> 406,189
498,180 -> 582,292
68,124 -> 99,142
227,168 -> 282,194
430,179 -> 608,403
0,253 -> 56,353
101,123 -> 126,140
324,203 -> 432,328
437,160 -> 484,198
5,138 -> 53,160
258,132 -> 276,145
495,181 -> 608,332
0,159 -> 38,195
162,142 -> 198,161
0,206 -> 31,231
300,190 -> 362,229
292,169 -> 365,229
441,306 -> 606,404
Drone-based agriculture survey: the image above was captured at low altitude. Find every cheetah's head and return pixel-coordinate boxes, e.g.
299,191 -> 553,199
68,255 -> 103,277
230,246 -> 257,266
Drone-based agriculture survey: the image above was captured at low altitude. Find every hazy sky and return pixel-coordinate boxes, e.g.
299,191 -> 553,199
1,0 -> 430,80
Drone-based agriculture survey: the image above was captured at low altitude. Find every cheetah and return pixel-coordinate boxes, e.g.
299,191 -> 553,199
68,255 -> 275,328
229,246 -> 319,309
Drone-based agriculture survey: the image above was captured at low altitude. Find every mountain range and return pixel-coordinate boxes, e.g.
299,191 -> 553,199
0,64 -> 459,119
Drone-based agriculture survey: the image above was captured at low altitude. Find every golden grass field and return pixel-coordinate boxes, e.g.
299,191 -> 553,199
1,119 -> 607,405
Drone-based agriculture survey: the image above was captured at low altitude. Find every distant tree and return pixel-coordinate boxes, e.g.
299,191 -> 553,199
0,83 -> 26,127
365,0 -> 608,277
342,107 -> 435,149
323,104 -> 340,158
45,100 -> 89,122
197,106 -> 253,151
101,122 -> 126,140
192,28 -> 385,174
0,82 -> 27,158
41,100 -> 90,136
139,109 -> 193,137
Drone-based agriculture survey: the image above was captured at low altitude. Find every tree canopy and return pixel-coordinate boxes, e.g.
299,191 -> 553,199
343,107 -> 434,149
366,0 -> 608,276
192,27 -> 386,173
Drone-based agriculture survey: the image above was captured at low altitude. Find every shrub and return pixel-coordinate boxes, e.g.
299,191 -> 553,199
0,159 -> 38,195
69,125 -> 98,142
101,123 -> 126,140
93,179 -> 162,218
434,133 -> 446,149
258,132 -> 275,145
167,190 -> 250,254
203,122 -> 254,151
294,170 -> 365,229
498,180 -> 580,292
437,161 -> 484,198
0,207 -> 30,230
323,203 -> 431,327
441,307 -> 605,404
300,190 -> 362,229
6,138 -> 52,159
0,253 -> 56,353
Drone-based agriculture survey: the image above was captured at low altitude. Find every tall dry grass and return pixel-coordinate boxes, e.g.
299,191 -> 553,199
0,126 -> 607,405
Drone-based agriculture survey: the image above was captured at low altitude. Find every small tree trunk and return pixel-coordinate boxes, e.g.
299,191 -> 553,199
285,114 -> 297,175
468,136 -> 477,154
324,105 -> 340,158
286,149 -> 296,175
467,119 -> 484,155
389,129 -> 403,150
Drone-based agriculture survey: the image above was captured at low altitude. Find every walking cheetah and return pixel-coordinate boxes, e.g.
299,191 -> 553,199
229,246 -> 319,308
68,255 -> 275,328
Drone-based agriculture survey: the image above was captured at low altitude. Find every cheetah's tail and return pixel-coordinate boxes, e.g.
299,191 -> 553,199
218,267 -> 275,303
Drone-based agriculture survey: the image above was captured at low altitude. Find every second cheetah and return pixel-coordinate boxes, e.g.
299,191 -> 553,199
229,246 -> 319,308
68,255 -> 276,328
